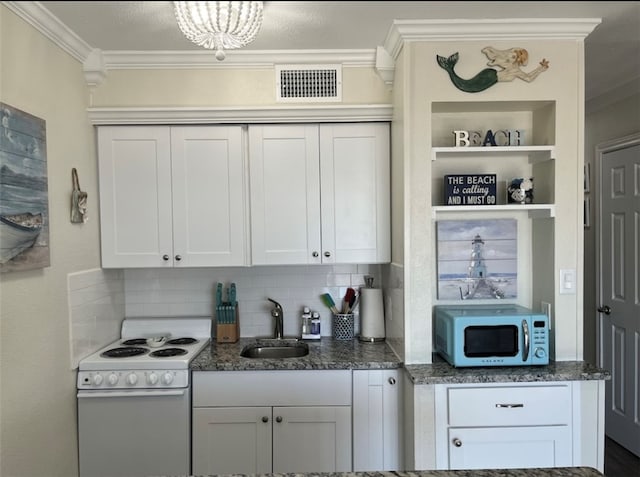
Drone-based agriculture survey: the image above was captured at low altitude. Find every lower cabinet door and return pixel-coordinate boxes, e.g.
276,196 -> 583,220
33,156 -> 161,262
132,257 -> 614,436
448,426 -> 572,470
272,406 -> 352,473
192,407 -> 272,475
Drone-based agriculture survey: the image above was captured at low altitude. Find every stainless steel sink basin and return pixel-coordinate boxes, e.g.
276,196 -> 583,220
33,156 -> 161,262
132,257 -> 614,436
240,342 -> 309,359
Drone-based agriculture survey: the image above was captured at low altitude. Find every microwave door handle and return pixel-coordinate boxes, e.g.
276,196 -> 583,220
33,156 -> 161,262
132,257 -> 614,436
522,319 -> 530,361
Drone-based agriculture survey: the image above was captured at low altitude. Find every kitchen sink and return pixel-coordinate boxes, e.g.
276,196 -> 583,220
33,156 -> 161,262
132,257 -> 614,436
240,342 -> 309,359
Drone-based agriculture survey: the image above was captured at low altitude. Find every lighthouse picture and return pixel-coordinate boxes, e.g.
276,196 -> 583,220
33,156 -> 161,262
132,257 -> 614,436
437,219 -> 518,300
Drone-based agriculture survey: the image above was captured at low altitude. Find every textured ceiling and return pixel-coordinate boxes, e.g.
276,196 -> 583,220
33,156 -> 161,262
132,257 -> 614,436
38,1 -> 640,100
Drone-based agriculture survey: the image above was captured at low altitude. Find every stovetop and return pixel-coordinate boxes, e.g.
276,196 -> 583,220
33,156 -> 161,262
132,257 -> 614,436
78,335 -> 210,371
77,317 -> 211,390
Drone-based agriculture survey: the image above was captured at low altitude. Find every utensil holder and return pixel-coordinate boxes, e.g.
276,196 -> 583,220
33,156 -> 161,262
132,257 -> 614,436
216,303 -> 239,343
333,313 -> 354,341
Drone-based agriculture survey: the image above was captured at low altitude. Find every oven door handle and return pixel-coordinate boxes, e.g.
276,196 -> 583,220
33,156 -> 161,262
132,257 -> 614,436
77,389 -> 186,399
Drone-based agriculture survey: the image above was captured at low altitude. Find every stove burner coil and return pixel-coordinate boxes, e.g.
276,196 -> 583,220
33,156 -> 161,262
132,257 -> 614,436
150,348 -> 188,358
121,338 -> 147,346
101,347 -> 148,358
167,337 -> 198,345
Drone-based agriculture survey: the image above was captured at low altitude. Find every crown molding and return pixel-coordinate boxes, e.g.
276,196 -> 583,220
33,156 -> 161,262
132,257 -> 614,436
87,104 -> 393,125
101,49 -> 377,69
3,1 -> 92,62
383,18 -> 602,60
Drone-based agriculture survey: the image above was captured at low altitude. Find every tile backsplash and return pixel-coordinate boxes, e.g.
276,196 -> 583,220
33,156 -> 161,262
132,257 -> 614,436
68,268 -> 125,369
124,264 -> 383,338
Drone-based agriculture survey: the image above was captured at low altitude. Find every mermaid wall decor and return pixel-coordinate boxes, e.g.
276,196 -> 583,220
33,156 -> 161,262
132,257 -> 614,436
437,47 -> 550,93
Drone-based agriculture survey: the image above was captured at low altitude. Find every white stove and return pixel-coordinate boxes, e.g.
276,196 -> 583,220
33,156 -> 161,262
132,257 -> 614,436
77,317 -> 211,477
78,317 -> 211,390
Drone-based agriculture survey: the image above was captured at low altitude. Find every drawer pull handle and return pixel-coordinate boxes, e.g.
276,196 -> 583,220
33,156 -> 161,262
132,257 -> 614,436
496,403 -> 524,408
276,416 -> 283,423
262,416 -> 269,423
452,438 -> 462,447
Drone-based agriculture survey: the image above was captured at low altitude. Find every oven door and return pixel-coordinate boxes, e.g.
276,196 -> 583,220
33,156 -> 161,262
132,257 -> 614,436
77,387 -> 190,477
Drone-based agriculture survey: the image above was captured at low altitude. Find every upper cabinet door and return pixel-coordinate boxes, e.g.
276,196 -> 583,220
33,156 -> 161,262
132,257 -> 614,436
98,125 -> 247,268
249,125 -> 321,265
98,126 -> 173,268
320,123 -> 390,264
170,126 -> 246,267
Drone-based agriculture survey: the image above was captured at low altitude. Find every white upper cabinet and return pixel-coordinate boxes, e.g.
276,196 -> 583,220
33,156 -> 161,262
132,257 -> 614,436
249,123 -> 390,265
98,125 -> 247,268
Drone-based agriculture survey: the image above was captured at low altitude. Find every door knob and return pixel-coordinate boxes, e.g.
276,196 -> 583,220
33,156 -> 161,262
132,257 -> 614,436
312,251 -> 319,257
452,438 -> 462,447
262,416 -> 269,423
162,254 -> 170,261
275,416 -> 283,423
175,255 -> 182,261
597,305 -> 611,315
324,251 -> 331,258
388,377 -> 396,385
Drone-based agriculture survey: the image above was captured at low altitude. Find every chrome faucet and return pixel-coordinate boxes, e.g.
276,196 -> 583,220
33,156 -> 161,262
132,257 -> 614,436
267,298 -> 284,339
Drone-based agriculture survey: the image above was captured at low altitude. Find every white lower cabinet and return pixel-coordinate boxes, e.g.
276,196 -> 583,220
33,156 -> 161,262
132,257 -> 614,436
352,369 -> 403,471
192,405 -> 350,474
434,382 -> 573,470
448,426 -> 571,470
192,370 -> 352,475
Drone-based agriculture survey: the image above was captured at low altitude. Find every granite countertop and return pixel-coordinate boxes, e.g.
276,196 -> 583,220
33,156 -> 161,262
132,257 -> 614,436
190,338 -> 610,386
190,337 -> 403,371
405,358 -> 611,385
182,467 -> 603,477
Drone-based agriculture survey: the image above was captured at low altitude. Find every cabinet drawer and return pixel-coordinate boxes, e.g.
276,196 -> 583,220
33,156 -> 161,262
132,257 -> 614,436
448,384 -> 571,426
193,370 -> 351,407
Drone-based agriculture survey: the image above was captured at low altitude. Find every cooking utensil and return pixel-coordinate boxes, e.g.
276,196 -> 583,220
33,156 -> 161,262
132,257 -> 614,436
321,293 -> 339,314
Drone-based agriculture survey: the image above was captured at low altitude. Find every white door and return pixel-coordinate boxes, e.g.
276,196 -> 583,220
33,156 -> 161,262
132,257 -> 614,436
248,125 -> 321,264
596,133 -> 640,456
192,407 -> 272,475
98,126 -> 173,268
319,123 -> 390,264
170,126 -> 246,267
448,426 -> 572,470
272,406 -> 351,473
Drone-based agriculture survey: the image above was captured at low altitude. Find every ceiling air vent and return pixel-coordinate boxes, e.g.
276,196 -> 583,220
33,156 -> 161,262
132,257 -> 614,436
276,65 -> 342,103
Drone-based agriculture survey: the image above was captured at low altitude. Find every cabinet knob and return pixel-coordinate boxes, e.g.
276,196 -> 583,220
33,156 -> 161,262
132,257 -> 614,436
324,251 -> 331,258
388,377 -> 396,385
452,438 -> 462,447
175,255 -> 182,261
162,254 -> 170,261
275,416 -> 283,423
312,251 -> 319,257
262,416 -> 269,423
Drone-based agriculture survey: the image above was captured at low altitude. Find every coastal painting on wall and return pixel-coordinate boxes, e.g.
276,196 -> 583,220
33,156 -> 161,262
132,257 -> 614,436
436,218 -> 517,300
0,103 -> 50,273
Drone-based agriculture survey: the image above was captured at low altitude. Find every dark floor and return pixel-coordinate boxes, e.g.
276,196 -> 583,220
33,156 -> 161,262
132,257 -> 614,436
605,436 -> 640,476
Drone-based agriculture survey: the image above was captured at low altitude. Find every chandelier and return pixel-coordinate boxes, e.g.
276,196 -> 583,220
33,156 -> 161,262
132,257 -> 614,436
173,2 -> 264,61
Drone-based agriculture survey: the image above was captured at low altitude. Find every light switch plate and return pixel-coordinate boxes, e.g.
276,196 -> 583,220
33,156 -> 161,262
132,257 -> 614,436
559,269 -> 576,295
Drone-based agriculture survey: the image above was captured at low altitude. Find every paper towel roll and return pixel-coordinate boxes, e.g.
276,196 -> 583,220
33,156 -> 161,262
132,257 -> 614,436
359,288 -> 385,342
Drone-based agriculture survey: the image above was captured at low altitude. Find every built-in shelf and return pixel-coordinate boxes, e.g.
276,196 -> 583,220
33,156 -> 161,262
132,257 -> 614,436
432,203 -> 555,219
431,145 -> 555,162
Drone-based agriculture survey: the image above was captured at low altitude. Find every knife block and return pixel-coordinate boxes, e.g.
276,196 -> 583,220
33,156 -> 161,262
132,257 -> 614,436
216,304 -> 239,343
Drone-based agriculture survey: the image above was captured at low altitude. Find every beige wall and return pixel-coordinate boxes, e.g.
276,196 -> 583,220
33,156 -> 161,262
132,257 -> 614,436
583,88 -> 640,364
0,6 -> 100,476
90,66 -> 390,107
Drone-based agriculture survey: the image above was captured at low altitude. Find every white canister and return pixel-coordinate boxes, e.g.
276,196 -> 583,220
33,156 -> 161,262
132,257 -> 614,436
359,287 -> 385,342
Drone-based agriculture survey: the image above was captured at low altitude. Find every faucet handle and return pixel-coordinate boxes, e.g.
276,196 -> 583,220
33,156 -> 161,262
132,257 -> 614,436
267,298 -> 282,310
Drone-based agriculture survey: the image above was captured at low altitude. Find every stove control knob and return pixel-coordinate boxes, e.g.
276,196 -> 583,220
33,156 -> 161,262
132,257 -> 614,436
126,373 -> 138,385
92,374 -> 103,386
147,372 -> 159,385
162,372 -> 174,385
107,373 -> 119,386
